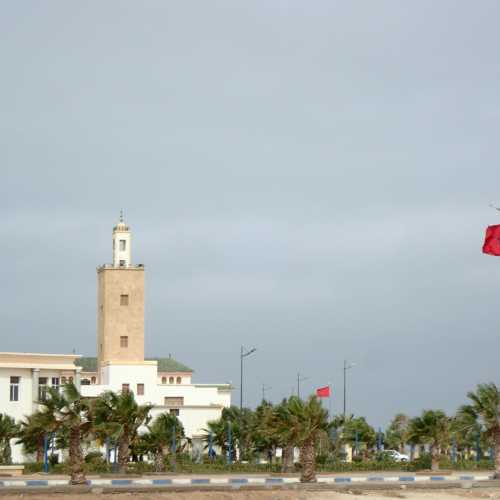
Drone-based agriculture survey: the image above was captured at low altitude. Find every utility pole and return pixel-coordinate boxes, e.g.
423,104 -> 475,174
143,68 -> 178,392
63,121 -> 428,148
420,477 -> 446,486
297,372 -> 309,399
262,383 -> 272,401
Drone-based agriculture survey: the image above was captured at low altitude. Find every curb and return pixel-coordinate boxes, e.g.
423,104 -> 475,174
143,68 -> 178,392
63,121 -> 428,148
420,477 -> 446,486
0,474 -> 494,489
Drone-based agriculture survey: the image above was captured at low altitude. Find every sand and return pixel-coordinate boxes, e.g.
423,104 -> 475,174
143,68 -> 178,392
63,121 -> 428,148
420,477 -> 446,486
3,487 -> 500,500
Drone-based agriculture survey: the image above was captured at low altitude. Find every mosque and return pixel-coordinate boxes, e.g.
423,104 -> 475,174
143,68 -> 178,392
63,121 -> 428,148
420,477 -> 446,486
0,215 -> 232,462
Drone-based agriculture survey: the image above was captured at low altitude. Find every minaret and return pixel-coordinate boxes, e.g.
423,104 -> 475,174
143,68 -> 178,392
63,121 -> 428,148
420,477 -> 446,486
97,213 -> 145,383
112,210 -> 131,267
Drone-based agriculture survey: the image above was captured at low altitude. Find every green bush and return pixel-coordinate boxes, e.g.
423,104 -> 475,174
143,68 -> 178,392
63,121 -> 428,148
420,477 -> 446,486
21,453 -> 494,475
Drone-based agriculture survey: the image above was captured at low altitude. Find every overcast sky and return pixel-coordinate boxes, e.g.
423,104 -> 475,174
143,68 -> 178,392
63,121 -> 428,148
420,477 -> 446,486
2,1 -> 500,428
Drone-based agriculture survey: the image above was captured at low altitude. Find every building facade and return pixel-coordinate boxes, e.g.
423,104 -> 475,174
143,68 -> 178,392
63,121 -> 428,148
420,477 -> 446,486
0,215 -> 231,462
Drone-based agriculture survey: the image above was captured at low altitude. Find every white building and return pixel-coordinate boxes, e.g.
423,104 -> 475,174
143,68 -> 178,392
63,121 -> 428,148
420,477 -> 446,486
0,215 -> 231,463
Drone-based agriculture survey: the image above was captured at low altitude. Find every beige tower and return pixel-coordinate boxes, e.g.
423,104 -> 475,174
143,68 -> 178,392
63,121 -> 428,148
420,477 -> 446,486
97,214 -> 145,380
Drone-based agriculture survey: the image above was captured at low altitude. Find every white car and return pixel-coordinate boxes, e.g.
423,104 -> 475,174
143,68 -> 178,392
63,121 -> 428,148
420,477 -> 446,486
385,450 -> 410,462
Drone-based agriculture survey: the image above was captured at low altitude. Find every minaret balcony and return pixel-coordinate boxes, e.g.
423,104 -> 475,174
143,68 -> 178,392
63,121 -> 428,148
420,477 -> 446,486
97,263 -> 145,270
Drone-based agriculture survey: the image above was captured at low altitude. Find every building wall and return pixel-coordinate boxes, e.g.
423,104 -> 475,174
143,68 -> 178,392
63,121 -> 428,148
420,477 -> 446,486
97,267 -> 145,375
149,406 -> 222,438
0,365 -> 78,463
157,372 -> 192,385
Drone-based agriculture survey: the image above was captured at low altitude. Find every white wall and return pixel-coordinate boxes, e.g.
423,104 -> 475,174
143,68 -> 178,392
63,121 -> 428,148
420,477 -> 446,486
0,367 -> 73,463
149,406 -> 222,439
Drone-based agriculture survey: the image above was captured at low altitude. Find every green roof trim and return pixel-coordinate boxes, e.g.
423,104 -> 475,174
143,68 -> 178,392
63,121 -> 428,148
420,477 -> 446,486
75,356 -> 192,373
150,358 -> 193,373
75,357 -> 97,372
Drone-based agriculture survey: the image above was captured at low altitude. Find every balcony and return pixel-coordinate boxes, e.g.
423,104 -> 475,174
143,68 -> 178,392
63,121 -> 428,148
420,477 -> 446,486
97,264 -> 145,270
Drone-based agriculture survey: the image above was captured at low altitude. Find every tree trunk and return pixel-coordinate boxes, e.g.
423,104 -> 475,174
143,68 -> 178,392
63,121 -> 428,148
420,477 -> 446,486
118,434 -> 130,473
281,445 -> 294,473
36,438 -> 44,463
68,427 -> 86,485
154,451 -> 165,472
493,430 -> 500,479
300,440 -> 316,483
430,444 -> 439,471
2,441 -> 12,465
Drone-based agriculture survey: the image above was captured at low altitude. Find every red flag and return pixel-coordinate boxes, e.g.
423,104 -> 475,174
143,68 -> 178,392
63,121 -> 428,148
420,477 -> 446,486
316,386 -> 330,398
483,225 -> 500,256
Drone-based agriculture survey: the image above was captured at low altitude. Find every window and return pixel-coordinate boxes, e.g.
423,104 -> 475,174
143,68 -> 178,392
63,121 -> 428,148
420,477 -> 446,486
137,383 -> 144,396
81,379 -> 90,385
119,260 -> 126,267
122,384 -> 129,393
9,376 -> 20,402
52,377 -> 60,391
164,397 -> 184,407
169,377 -> 174,384
169,409 -> 180,416
120,336 -> 128,348
69,376 -> 73,383
119,240 -> 126,251
61,376 -> 67,384
161,376 -> 166,384
176,377 -> 182,384
120,294 -> 129,306
38,377 -> 48,401
91,376 -> 96,384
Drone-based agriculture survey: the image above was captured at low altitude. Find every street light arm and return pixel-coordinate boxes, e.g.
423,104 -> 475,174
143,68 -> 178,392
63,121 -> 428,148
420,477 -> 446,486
242,347 -> 257,358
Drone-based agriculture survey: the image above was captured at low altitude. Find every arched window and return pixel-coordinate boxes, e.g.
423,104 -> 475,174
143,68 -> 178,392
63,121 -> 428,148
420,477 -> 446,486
69,376 -> 73,383
61,377 -> 67,384
176,377 -> 182,384
161,377 -> 167,384
169,377 -> 174,384
91,376 -> 96,384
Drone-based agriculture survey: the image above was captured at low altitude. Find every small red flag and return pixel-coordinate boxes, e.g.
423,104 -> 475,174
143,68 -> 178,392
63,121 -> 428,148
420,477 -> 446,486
316,386 -> 330,398
483,225 -> 500,256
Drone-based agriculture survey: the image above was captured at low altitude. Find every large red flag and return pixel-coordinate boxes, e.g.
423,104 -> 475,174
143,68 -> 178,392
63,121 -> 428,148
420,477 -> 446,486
316,386 -> 330,398
483,225 -> 500,256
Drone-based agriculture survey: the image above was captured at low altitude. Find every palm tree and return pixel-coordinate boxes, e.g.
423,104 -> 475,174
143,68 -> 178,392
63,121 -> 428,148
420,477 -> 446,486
93,390 -> 152,472
251,401 -> 279,464
407,410 -> 450,471
37,383 -> 93,484
141,413 -> 184,472
0,414 -> 19,464
16,413 -> 49,463
203,407 -> 241,462
458,383 -> 500,477
254,399 -> 294,471
343,416 -> 376,458
385,414 -> 410,453
285,396 -> 330,482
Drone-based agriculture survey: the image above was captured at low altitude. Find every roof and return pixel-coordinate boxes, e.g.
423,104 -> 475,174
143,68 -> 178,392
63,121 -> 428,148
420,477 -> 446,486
151,358 -> 193,373
75,356 -> 193,373
75,357 -> 97,372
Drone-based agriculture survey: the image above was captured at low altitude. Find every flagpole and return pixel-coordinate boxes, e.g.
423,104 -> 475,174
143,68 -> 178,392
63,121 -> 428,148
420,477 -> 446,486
328,382 -> 332,420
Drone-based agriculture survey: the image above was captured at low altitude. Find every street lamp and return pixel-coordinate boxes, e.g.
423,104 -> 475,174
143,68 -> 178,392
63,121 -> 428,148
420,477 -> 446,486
343,360 -> 355,418
240,346 -> 256,411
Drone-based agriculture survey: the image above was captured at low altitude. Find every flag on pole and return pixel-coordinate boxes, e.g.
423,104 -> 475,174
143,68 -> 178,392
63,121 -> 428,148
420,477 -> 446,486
483,225 -> 500,256
316,386 -> 331,398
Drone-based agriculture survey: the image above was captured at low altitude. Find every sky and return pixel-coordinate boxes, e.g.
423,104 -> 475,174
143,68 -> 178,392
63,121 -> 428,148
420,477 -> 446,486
2,1 -> 500,428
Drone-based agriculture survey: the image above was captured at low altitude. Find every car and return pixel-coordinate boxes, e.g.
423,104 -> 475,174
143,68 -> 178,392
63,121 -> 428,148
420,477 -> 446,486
384,450 -> 410,462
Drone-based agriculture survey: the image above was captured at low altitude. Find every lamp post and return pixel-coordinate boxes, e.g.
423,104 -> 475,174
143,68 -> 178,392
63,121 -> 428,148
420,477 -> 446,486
240,346 -> 256,411
343,360 -> 355,418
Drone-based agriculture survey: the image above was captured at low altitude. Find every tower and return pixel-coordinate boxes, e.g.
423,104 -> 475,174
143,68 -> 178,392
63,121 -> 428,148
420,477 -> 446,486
97,214 -> 145,382
112,210 -> 131,267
